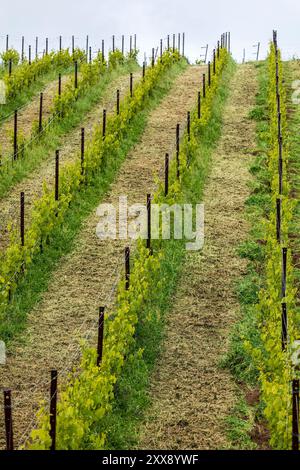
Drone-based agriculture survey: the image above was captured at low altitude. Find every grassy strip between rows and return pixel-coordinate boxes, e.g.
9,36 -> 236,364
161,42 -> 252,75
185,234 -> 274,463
223,47 -> 300,450
0,57 -> 187,344
26,47 -> 231,450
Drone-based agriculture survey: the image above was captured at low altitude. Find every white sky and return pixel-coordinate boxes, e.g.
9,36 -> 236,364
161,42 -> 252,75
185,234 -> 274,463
1,0 -> 300,63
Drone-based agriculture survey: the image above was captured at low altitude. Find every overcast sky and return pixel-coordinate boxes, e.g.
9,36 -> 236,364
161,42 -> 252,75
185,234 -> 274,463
1,0 -> 300,63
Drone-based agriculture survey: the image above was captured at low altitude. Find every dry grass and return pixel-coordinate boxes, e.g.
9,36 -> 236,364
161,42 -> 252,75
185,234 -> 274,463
137,64 -> 258,450
0,65 -> 205,448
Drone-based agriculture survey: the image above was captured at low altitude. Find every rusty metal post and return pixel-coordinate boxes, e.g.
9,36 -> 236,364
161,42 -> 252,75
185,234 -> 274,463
165,153 -> 169,197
